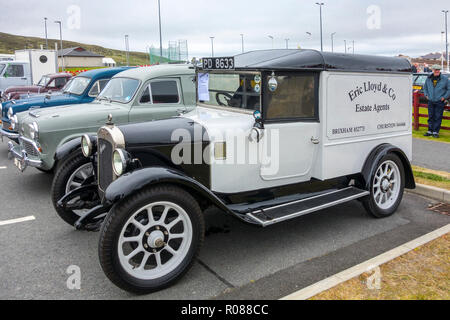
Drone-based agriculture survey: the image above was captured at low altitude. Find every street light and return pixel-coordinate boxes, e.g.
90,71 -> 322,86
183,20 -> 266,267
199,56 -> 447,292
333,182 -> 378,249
210,37 -> 215,57
316,2 -> 324,52
442,31 -> 446,71
285,38 -> 290,49
443,10 -> 449,72
54,20 -> 64,72
240,34 -> 244,53
158,0 -> 163,60
352,40 -> 355,54
268,35 -> 274,49
331,32 -> 336,52
344,40 -> 347,54
44,18 -> 48,50
124,35 -> 130,66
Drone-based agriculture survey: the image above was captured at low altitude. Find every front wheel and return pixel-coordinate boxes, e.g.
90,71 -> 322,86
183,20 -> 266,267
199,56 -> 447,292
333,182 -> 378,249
98,185 -> 205,294
362,153 -> 405,218
51,151 -> 96,226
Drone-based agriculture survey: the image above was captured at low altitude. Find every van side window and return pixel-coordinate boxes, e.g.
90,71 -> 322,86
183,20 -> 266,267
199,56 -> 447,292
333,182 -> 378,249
5,64 -> 24,77
151,80 -> 179,104
265,74 -> 317,121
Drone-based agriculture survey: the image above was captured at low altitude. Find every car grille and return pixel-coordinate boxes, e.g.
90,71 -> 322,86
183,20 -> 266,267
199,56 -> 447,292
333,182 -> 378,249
98,138 -> 113,191
21,139 -> 39,157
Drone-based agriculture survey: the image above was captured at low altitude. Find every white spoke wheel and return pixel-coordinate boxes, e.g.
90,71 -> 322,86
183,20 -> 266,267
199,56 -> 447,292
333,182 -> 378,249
99,185 -> 204,294
362,153 -> 405,218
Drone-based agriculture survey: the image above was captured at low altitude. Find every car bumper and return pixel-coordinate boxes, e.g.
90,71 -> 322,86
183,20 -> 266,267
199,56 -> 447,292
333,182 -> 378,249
1,128 -> 19,141
8,138 -> 43,172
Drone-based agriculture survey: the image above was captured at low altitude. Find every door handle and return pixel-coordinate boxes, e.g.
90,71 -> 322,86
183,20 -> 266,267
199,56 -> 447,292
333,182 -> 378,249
311,137 -> 320,144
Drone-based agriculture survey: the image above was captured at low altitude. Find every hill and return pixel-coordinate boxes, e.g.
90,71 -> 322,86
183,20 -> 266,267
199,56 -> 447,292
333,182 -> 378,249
0,32 -> 166,66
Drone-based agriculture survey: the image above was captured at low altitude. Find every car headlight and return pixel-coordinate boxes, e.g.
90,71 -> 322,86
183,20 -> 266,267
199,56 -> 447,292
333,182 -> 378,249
29,122 -> 39,140
81,134 -> 92,157
7,93 -> 11,100
11,115 -> 18,130
112,149 -> 129,176
8,107 -> 13,119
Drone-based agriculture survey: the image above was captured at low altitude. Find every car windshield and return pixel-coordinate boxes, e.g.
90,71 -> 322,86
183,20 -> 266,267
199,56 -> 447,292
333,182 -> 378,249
37,76 -> 51,87
97,78 -> 140,103
414,75 -> 427,86
63,76 -> 91,95
197,72 -> 261,111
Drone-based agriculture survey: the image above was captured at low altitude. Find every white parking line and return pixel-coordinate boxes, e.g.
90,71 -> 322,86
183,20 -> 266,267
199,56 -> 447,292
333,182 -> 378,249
0,166 -> 7,169
281,223 -> 450,300
0,215 -> 36,226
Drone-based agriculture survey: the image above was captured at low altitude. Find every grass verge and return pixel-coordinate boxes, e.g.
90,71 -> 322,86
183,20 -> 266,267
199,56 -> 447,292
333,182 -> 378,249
412,166 -> 450,190
310,234 -> 450,300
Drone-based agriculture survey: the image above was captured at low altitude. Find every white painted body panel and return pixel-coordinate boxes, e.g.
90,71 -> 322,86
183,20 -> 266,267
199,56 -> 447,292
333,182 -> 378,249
186,70 -> 412,194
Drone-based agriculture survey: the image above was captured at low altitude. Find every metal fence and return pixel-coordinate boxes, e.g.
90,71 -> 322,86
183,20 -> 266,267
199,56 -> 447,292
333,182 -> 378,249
149,40 -> 188,64
413,91 -> 450,131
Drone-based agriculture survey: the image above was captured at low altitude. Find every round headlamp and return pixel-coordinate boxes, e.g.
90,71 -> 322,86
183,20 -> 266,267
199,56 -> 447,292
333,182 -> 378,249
81,135 -> 92,157
11,115 -> 18,130
29,122 -> 39,140
8,107 -> 13,119
112,149 -> 128,176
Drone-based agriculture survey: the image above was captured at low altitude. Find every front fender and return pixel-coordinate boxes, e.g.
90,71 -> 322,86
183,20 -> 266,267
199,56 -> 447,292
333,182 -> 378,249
104,167 -> 232,215
54,134 -> 97,162
361,144 -> 416,190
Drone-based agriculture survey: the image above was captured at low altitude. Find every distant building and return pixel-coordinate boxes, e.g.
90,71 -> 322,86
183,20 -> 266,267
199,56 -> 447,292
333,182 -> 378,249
58,47 -> 104,68
102,57 -> 117,67
419,52 -> 446,61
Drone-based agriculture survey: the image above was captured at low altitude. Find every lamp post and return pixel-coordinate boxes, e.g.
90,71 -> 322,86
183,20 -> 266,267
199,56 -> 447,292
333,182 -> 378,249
352,40 -> 355,54
285,38 -> 290,49
54,20 -> 64,72
44,18 -> 48,50
344,40 -> 347,54
158,0 -> 163,59
442,31 -> 445,71
240,34 -> 244,53
210,37 -> 215,57
268,35 -> 274,49
443,10 -> 449,72
316,2 -> 324,52
331,32 -> 336,52
124,35 -> 130,66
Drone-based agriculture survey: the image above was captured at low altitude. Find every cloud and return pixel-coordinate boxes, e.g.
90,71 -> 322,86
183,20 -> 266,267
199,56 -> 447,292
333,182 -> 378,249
0,0 -> 448,58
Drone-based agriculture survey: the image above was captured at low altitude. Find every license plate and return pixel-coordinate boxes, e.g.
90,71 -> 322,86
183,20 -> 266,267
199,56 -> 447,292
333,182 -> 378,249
13,157 -> 24,171
202,57 -> 235,70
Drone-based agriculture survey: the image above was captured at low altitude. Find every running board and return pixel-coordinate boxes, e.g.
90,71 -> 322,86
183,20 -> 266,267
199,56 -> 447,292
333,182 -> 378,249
245,187 -> 369,227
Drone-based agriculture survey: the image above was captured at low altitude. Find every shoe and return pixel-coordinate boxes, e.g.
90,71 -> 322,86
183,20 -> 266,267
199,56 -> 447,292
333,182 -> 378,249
424,132 -> 432,137
433,133 -> 440,138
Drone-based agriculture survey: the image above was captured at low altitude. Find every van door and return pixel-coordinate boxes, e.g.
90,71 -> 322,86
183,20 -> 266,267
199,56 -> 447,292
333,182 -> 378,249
129,78 -> 192,122
2,63 -> 29,88
259,72 -> 320,182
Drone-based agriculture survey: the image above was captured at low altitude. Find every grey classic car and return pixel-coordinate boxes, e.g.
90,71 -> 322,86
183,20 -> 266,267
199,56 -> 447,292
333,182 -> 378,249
9,64 -> 195,174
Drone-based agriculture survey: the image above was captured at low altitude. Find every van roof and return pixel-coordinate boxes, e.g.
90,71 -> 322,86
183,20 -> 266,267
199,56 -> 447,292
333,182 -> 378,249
233,49 -> 412,73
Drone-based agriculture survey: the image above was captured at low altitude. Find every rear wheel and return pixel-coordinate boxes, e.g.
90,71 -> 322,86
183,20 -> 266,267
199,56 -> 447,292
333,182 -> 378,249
51,151 -> 97,226
98,185 -> 204,294
362,153 -> 405,218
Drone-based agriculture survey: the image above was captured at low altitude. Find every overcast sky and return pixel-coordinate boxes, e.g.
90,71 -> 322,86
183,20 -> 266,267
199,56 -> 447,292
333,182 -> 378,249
1,0 -> 449,59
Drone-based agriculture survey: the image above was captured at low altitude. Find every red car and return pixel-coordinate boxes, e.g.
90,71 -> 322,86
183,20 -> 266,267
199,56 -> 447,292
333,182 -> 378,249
1,72 -> 72,101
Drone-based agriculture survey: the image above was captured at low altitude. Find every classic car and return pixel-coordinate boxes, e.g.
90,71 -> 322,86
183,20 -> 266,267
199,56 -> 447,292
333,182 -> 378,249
1,72 -> 72,101
9,64 -> 196,222
0,67 -> 130,141
58,50 -> 416,293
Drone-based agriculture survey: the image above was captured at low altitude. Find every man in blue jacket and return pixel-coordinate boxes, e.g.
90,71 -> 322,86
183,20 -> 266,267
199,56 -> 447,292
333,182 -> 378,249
423,65 -> 450,138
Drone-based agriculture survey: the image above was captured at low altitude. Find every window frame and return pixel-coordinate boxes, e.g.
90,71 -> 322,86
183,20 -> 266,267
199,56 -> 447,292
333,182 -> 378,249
138,78 -> 182,105
88,79 -> 110,97
262,71 -> 320,124
196,70 -> 262,113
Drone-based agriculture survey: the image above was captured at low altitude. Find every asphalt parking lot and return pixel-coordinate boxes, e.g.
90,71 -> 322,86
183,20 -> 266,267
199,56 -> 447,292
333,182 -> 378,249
0,140 -> 448,300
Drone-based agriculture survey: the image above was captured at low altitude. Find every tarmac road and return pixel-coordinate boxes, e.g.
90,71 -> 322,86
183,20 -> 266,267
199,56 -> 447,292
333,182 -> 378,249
412,138 -> 450,172
0,140 -> 448,300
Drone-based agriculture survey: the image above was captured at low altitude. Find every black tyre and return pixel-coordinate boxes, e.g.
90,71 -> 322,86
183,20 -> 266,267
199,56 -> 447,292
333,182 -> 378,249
362,153 -> 405,218
51,150 -> 96,226
36,167 -> 54,174
98,184 -> 205,294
